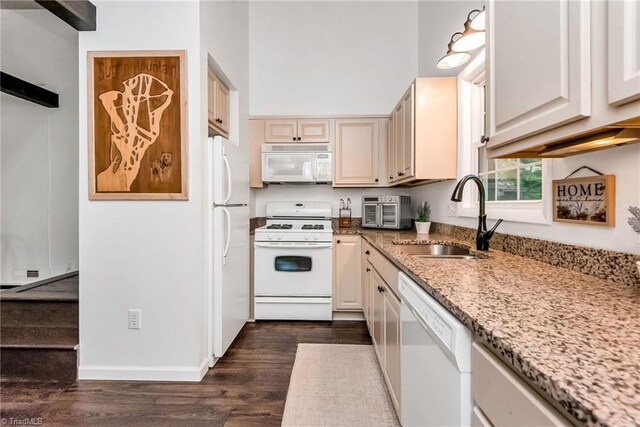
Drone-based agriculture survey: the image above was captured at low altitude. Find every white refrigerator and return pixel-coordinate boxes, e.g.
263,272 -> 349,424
208,135 -> 249,364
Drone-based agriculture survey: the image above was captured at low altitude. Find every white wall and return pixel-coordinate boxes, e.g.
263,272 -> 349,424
410,144 -> 640,254
79,0 -> 250,382
418,0 -> 483,77
79,1 -> 197,381
249,1 -> 419,115
249,1 -> 420,212
0,10 -> 79,284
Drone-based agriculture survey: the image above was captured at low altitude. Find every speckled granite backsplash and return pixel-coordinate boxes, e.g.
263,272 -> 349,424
250,217 -> 640,287
430,222 -> 640,288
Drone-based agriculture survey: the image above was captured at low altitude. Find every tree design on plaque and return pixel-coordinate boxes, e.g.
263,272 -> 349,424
97,73 -> 173,192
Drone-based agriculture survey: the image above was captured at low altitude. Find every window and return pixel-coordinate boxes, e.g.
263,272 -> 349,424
457,50 -> 551,224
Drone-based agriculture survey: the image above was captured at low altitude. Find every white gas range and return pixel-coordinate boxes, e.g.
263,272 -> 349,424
254,201 -> 333,321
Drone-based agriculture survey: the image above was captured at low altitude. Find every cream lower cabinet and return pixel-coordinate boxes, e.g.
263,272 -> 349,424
333,119 -> 387,187
361,240 -> 372,328
472,343 -> 572,426
365,244 -> 401,414
333,235 -> 362,311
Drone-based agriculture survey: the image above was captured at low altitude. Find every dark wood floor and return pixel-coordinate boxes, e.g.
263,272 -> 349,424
0,321 -> 371,426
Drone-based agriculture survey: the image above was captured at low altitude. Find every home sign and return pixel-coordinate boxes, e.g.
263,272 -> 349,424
552,175 -> 615,226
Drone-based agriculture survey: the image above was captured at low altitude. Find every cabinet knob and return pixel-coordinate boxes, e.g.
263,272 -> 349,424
374,178 -> 379,182
480,135 -> 490,144
336,239 -> 341,244
365,250 -> 370,255
398,172 -> 404,176
297,137 -> 302,141
292,137 -> 296,141
389,176 -> 393,180
366,268 -> 371,272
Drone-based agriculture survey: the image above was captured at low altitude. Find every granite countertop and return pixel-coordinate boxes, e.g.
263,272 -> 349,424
335,226 -> 640,427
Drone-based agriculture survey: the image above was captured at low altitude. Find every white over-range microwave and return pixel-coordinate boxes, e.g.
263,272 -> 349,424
262,144 -> 332,184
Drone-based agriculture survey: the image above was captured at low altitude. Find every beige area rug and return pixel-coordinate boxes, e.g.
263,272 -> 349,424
282,344 -> 400,427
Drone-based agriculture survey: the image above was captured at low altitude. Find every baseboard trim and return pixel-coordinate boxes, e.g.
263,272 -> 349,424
332,311 -> 365,321
79,358 -> 210,382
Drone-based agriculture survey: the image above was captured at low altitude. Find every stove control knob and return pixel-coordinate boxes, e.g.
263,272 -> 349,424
313,235 -> 320,240
304,234 -> 312,240
276,235 -> 282,240
267,234 -> 274,240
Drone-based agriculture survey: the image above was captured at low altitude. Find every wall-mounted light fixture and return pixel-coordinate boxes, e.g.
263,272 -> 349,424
437,34 -> 471,69
437,6 -> 485,70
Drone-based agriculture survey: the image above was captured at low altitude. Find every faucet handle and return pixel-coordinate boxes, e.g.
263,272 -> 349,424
487,219 -> 503,237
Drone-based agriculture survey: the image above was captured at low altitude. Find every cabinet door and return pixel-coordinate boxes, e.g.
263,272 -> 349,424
387,115 -> 396,183
265,120 -> 298,143
608,0 -> 640,106
371,270 -> 385,364
214,78 -> 230,135
486,0 -> 591,148
361,242 -> 371,328
400,85 -> 414,179
333,236 -> 362,311
393,102 -> 404,181
207,71 -> 217,127
383,288 -> 401,411
297,119 -> 331,143
334,119 -> 380,186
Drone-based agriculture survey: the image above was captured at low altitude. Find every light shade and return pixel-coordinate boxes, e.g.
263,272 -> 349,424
451,28 -> 485,52
470,9 -> 485,31
437,51 -> 471,69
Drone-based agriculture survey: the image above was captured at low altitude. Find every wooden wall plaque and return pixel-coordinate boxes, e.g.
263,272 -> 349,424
552,175 -> 615,226
88,50 -> 188,200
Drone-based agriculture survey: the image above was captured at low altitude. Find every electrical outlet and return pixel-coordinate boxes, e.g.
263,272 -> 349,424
448,203 -> 458,216
128,309 -> 142,330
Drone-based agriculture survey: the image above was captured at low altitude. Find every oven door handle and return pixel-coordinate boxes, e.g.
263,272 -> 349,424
254,242 -> 333,249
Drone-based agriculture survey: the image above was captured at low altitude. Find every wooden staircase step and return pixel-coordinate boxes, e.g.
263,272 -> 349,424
1,347 -> 77,383
0,300 -> 78,329
1,326 -> 78,349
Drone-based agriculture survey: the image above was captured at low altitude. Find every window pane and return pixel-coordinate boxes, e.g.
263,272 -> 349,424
496,169 -> 518,200
519,164 -> 543,200
478,147 -> 494,174
520,158 -> 541,165
482,173 -> 496,201
496,159 -> 518,170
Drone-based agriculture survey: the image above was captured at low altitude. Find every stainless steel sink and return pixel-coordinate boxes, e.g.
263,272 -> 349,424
394,244 -> 479,259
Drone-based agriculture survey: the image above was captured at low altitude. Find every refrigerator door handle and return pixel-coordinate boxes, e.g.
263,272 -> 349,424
223,148 -> 232,205
222,207 -> 231,264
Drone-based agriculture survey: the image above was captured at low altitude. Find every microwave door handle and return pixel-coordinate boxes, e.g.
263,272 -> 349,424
377,204 -> 382,228
312,156 -> 317,181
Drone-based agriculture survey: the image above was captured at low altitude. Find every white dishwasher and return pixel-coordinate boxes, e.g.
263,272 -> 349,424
399,272 -> 473,427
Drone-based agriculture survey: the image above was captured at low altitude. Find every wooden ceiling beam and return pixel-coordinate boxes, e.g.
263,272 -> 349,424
0,71 -> 59,108
34,0 -> 96,31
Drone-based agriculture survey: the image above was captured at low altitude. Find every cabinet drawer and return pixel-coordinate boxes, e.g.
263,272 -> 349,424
472,343 -> 571,426
369,245 -> 399,298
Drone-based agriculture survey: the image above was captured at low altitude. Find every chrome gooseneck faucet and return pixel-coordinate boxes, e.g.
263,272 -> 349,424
450,174 -> 503,251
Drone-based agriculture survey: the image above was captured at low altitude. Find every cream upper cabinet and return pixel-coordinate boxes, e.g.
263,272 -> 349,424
401,86 -> 414,179
333,235 -> 362,311
387,115 -> 396,183
388,78 -> 457,185
608,0 -> 640,107
333,119 -> 380,186
265,119 -> 331,143
207,70 -> 230,138
486,0 -> 591,149
297,120 -> 331,142
265,120 -> 298,143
